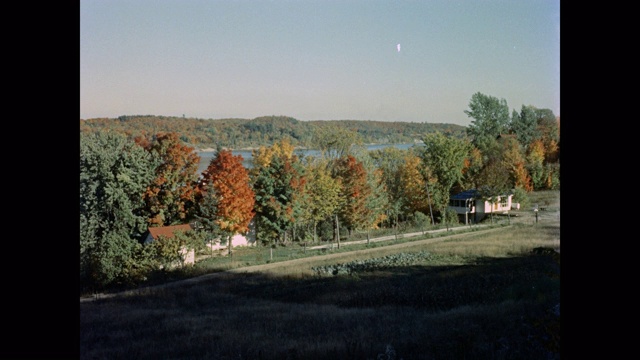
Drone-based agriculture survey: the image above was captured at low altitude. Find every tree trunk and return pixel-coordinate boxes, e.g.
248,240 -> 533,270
313,223 -> 317,244
394,215 -> 398,240
227,234 -> 232,256
335,213 -> 340,249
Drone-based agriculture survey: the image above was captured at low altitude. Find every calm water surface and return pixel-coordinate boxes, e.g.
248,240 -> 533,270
196,143 -> 420,174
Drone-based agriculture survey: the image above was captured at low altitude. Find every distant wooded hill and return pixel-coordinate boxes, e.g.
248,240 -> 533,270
80,115 -> 467,149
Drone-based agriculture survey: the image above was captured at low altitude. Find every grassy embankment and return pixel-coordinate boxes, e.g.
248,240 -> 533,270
80,191 -> 560,360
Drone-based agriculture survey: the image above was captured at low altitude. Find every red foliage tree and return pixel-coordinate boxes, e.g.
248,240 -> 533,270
138,132 -> 200,226
198,150 -> 255,254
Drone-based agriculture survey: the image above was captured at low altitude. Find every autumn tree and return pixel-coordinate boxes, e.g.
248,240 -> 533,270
250,145 -> 307,245
544,163 -> 560,190
198,150 -> 255,255
510,105 -> 559,165
362,167 -> 389,242
526,139 -> 546,190
499,135 -> 533,192
524,116 -> 560,191
251,138 -> 296,169
460,146 -> 484,191
308,128 -> 365,246
351,146 -> 389,243
136,132 -> 201,226
333,155 -> 372,242
301,158 -> 342,243
470,136 -> 515,203
397,154 -> 429,216
545,138 -> 560,164
80,131 -> 158,289
535,108 -> 559,148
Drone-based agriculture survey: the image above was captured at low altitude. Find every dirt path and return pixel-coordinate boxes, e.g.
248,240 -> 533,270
80,226 -> 507,303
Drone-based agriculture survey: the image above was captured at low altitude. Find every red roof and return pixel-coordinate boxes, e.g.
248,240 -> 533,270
147,224 -> 193,240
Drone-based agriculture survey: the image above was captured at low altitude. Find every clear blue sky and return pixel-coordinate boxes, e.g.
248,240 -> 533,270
80,0 -> 559,126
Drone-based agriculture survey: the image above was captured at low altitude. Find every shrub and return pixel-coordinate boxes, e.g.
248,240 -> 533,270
311,251 -> 432,276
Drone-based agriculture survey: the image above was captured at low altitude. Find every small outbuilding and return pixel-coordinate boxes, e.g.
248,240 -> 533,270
145,220 -> 258,264
202,219 -> 258,253
448,189 -> 514,225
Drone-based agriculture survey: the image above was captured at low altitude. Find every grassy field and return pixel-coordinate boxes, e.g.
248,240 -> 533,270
80,190 -> 560,297
80,191 -> 560,359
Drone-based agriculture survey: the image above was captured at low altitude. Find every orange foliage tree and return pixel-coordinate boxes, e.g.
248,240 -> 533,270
545,138 -> 560,164
136,132 -> 200,226
334,155 -> 372,240
460,146 -> 484,191
500,135 -> 533,192
198,150 -> 255,254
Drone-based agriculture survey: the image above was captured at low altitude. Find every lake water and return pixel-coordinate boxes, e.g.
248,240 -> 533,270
196,143 -> 421,174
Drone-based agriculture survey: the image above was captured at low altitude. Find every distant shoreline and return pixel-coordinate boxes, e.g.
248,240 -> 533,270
196,147 -> 260,153
196,142 -> 423,153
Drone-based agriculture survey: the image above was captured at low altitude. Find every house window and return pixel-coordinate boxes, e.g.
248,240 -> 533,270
500,197 -> 508,208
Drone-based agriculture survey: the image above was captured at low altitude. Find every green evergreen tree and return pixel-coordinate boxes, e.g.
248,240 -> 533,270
80,131 -> 158,289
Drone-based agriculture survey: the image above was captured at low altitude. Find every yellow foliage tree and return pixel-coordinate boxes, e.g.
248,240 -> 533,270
398,154 -> 429,215
251,138 -> 295,174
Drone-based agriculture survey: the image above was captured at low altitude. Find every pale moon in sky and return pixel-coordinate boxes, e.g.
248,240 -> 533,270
397,43 -> 401,52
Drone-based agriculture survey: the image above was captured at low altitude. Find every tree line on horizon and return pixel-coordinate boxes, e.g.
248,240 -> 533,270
80,92 -> 559,292
80,114 -> 467,150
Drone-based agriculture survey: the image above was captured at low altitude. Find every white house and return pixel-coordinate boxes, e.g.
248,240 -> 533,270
144,224 -> 196,267
447,189 -> 514,225
146,220 -> 258,263
198,219 -> 257,253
